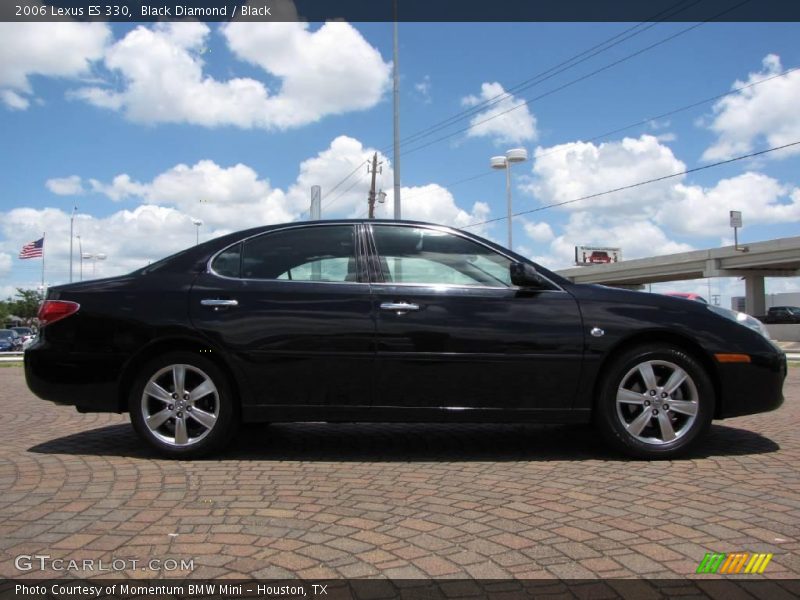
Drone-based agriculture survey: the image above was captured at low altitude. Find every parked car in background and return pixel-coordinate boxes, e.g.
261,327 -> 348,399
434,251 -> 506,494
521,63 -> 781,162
25,220 -> 786,460
11,327 -> 35,348
0,329 -> 22,352
759,306 -> 800,324
663,292 -> 708,304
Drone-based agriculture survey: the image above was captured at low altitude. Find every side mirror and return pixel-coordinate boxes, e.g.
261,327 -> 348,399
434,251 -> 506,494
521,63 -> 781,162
510,262 -> 548,289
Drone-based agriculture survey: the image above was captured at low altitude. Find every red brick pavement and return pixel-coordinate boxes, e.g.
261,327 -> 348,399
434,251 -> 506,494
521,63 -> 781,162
0,365 -> 798,580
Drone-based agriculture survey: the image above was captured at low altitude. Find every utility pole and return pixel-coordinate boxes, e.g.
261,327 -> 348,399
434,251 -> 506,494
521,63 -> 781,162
367,153 -> 380,219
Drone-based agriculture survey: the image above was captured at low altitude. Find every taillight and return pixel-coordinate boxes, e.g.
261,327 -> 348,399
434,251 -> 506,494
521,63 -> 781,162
38,300 -> 80,326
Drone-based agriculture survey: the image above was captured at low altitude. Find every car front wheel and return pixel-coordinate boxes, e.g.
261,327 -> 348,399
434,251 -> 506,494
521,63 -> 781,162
595,344 -> 715,459
129,351 -> 239,459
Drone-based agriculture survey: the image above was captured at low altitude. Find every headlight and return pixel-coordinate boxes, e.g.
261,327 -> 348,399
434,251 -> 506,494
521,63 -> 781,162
707,305 -> 772,339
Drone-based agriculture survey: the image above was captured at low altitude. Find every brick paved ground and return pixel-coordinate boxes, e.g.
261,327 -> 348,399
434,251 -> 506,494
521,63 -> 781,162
0,365 -> 798,581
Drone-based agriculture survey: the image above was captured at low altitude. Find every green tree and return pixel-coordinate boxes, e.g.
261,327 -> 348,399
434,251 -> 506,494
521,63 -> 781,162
10,288 -> 44,320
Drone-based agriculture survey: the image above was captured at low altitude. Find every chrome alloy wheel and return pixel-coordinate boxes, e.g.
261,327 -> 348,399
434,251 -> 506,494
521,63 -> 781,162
140,364 -> 219,447
615,359 -> 699,446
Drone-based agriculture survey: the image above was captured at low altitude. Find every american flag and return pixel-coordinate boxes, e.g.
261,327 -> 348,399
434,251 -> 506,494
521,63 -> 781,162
19,237 -> 44,259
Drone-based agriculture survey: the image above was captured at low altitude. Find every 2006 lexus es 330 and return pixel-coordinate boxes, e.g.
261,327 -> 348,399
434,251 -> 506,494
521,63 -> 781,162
26,220 -> 786,459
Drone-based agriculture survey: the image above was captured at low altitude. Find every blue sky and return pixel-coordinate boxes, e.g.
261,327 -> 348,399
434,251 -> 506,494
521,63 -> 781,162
1,20 -> 799,306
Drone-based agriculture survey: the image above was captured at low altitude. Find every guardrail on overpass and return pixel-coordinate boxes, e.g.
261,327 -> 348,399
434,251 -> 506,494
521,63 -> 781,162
556,235 -> 800,316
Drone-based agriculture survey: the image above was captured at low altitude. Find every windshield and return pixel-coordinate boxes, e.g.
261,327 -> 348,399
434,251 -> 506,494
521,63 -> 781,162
0,331 -> 13,339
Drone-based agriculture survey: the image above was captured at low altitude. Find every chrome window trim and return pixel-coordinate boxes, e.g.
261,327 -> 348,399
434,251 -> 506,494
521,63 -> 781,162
207,222 -> 369,285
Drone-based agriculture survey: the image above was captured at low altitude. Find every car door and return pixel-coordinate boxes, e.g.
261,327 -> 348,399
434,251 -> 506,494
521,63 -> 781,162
366,223 -> 584,412
189,223 -> 375,408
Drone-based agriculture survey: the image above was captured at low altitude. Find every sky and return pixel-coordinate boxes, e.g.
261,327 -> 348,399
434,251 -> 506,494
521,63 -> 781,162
1,18 -> 799,308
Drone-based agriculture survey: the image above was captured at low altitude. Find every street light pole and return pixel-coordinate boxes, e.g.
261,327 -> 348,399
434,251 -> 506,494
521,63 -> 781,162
69,205 -> 77,282
76,235 -> 83,281
191,218 -> 203,246
392,0 -> 401,219
505,163 -> 512,249
490,148 -> 528,249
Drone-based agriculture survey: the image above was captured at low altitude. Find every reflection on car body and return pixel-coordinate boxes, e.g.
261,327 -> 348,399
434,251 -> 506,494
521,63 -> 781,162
25,220 -> 786,459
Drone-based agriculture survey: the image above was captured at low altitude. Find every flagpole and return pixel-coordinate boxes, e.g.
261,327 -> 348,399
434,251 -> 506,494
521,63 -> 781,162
41,232 -> 46,290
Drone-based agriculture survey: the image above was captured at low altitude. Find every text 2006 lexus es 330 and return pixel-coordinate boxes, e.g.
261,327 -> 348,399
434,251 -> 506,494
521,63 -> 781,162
25,220 -> 786,459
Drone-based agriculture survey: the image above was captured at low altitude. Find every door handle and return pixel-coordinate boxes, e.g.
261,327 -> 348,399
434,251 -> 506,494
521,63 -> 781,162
380,301 -> 420,313
201,299 -> 239,307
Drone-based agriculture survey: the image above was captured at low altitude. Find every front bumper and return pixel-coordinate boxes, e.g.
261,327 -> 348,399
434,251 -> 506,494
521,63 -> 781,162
716,350 -> 786,419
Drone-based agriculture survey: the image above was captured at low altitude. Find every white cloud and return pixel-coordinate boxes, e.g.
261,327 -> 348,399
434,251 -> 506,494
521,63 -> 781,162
0,22 -> 110,109
286,135 -> 376,218
414,75 -> 432,104
89,174 -> 148,202
659,172 -> 800,236
73,22 -> 390,130
531,212 -> 693,272
285,136 -> 491,230
521,219 -> 554,243
0,205 -> 209,281
1,90 -> 29,110
46,176 -> 84,196
0,253 -> 11,277
528,135 -> 685,217
526,133 -> 800,267
88,160 -> 293,231
42,135 -> 493,283
461,82 -> 537,145
703,54 -> 800,161
387,186 -> 490,231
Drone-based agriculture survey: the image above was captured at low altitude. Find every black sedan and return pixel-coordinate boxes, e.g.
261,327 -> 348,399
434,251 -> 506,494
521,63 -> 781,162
25,220 -> 786,459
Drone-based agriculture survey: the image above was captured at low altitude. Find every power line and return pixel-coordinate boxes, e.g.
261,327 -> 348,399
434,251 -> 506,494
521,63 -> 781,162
324,159 -> 369,199
462,140 -> 800,230
395,0 -> 753,161
384,0 -> 703,153
536,65 -> 800,161
299,159 -> 369,219
322,170 -> 370,213
403,64 -> 798,204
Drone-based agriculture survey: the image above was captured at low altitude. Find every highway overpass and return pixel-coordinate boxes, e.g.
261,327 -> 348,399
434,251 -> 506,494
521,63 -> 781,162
556,236 -> 800,315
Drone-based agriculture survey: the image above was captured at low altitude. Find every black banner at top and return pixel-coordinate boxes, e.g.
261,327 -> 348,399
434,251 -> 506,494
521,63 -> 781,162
3,0 -> 800,23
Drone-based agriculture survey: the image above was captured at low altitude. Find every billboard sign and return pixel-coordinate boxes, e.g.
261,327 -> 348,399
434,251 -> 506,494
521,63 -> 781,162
575,246 -> 622,265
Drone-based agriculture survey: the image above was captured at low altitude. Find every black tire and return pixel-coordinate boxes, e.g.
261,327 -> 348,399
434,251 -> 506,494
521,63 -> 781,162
594,344 -> 714,459
129,351 -> 240,459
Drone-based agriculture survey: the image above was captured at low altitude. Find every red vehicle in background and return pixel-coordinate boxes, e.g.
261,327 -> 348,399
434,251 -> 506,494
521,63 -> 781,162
588,251 -> 612,264
663,292 -> 708,304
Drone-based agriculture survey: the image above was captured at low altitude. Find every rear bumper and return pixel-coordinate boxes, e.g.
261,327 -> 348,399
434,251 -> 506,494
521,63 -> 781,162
25,344 -> 125,413
717,350 -> 786,419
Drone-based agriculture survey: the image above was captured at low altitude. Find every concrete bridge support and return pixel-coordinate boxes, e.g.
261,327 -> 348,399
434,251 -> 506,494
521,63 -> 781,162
745,275 -> 766,317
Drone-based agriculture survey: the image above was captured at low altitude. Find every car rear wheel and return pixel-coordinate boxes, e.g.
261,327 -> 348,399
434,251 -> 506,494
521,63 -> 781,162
595,344 -> 714,459
129,351 -> 239,459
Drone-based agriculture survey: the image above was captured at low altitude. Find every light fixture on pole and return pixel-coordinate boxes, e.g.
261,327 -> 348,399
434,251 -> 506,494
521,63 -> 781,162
490,148 -> 528,249
82,252 -> 107,278
191,218 -> 203,246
